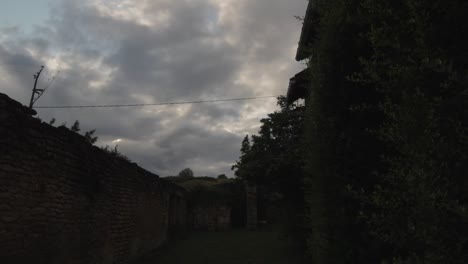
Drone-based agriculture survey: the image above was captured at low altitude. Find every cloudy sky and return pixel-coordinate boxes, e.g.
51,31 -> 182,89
0,0 -> 306,177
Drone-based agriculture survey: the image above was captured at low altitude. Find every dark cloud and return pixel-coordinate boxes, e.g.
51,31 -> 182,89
0,0 -> 306,177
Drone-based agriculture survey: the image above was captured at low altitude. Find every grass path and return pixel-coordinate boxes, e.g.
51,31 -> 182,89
136,229 -> 304,264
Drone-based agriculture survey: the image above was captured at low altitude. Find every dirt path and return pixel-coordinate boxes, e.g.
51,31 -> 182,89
135,229 -> 304,264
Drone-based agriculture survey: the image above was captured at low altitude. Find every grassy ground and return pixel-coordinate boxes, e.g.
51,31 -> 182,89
135,228 -> 304,264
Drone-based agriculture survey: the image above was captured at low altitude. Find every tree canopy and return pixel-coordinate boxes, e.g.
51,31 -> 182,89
178,168 -> 194,179
301,0 -> 468,262
232,96 -> 305,200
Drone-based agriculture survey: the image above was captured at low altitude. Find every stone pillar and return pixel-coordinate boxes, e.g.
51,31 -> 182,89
246,183 -> 257,229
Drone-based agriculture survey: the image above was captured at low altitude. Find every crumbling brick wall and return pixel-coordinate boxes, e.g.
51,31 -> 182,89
191,203 -> 231,231
0,93 -> 187,264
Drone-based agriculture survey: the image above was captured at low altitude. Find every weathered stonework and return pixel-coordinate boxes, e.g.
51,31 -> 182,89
192,204 -> 231,231
0,93 -> 187,264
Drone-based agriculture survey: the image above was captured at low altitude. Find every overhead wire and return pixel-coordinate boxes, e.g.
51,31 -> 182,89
41,70 -> 60,92
34,95 -> 280,109
1,63 -> 280,110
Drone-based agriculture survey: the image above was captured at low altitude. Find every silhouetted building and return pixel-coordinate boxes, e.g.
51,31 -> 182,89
287,1 -> 317,104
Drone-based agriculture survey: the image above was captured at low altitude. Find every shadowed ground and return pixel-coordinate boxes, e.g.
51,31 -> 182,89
135,228 -> 304,264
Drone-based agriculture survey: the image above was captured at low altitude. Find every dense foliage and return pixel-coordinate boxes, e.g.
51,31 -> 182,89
233,0 -> 467,262
232,96 -> 306,240
232,96 -> 305,200
302,0 -> 468,263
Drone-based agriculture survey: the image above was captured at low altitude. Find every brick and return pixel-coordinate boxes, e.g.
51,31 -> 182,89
0,93 -> 189,264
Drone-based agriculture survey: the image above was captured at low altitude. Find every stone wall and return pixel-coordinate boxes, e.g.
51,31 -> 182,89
191,204 -> 231,231
0,93 -> 187,264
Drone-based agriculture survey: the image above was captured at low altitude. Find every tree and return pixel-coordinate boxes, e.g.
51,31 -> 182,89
232,96 -> 305,196
217,174 -> 227,180
71,120 -> 81,132
231,135 -> 253,181
232,96 -> 306,242
84,129 -> 98,144
67,119 -> 98,144
178,168 -> 194,179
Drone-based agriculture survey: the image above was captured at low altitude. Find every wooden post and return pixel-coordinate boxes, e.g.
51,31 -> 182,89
29,66 -> 45,109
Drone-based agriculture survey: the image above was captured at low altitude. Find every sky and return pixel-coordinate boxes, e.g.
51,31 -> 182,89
0,0 -> 57,31
0,0 -> 307,177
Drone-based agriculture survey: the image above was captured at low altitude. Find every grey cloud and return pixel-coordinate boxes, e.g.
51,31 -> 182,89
0,0 -> 307,177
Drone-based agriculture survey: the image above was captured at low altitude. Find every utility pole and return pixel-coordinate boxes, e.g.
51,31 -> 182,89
29,65 -> 45,109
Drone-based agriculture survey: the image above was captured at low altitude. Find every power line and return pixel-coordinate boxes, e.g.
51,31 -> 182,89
41,70 -> 60,92
34,95 -> 280,109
